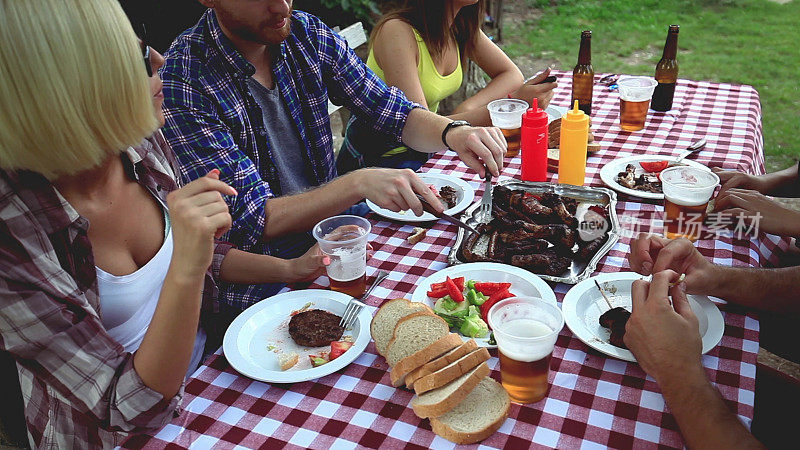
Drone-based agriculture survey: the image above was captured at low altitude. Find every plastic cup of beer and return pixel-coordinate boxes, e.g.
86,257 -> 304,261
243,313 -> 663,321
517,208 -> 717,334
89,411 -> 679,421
487,98 -> 528,157
312,215 -> 371,297
661,166 -> 720,241
487,297 -> 564,404
617,77 -> 658,132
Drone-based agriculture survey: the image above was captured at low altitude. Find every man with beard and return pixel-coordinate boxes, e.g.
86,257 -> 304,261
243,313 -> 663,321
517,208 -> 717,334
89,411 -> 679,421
160,0 -> 507,309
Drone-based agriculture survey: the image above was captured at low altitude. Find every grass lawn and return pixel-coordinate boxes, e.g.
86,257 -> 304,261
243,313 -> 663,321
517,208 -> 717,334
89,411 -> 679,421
501,0 -> 800,171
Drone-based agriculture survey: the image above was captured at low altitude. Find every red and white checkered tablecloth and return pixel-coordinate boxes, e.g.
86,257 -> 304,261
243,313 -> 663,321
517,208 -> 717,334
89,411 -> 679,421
123,73 -> 789,449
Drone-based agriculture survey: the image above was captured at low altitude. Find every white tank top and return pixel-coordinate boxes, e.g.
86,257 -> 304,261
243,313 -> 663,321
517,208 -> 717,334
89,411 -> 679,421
97,211 -> 206,378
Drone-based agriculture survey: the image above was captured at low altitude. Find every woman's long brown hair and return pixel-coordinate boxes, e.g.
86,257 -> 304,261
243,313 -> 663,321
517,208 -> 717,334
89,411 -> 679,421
372,0 -> 485,59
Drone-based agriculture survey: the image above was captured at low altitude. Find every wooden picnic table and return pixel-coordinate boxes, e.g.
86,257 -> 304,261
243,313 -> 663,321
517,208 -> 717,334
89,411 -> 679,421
122,72 -> 788,449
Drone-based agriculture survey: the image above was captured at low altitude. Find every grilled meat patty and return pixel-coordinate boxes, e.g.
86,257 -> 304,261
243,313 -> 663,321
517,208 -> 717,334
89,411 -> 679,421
288,309 -> 344,347
439,186 -> 458,209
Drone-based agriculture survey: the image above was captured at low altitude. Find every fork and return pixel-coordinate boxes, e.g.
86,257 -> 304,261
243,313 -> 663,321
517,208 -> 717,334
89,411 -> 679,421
672,138 -> 706,165
339,270 -> 390,328
479,171 -> 493,223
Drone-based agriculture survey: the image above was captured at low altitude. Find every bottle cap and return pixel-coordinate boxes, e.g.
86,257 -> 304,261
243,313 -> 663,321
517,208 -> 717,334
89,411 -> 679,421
561,100 -> 589,130
522,98 -> 548,128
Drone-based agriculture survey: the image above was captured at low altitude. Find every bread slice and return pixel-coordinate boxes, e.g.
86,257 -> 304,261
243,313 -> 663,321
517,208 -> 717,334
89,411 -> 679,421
429,377 -> 510,444
413,348 -> 490,395
390,333 -> 461,387
370,299 -> 431,356
385,313 -> 450,367
406,340 -> 478,389
411,363 -> 489,418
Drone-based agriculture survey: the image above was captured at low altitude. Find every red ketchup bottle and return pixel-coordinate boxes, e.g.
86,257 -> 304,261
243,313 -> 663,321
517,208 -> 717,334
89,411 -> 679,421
520,98 -> 549,182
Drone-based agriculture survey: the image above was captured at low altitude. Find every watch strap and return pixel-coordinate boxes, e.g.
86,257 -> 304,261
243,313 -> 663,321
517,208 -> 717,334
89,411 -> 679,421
441,120 -> 470,149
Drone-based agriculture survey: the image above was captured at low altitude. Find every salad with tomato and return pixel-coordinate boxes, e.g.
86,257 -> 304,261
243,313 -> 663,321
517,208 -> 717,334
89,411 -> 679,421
428,277 -> 515,338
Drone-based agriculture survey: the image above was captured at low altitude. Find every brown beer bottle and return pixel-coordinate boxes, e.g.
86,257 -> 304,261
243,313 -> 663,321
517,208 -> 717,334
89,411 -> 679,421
571,30 -> 594,116
652,25 -> 679,111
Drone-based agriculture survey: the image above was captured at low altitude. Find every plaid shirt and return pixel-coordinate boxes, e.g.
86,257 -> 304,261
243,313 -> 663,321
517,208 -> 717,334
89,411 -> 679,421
160,9 -> 418,309
0,133 -> 232,449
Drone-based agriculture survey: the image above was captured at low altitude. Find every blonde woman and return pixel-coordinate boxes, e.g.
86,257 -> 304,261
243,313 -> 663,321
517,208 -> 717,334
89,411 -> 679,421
0,1 -> 327,447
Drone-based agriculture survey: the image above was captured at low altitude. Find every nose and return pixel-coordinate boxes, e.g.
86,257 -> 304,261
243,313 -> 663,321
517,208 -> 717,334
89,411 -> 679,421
268,0 -> 291,17
150,47 -> 166,73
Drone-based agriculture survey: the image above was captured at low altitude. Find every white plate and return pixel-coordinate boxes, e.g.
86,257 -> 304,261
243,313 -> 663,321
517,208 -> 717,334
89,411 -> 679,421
562,272 -> 724,362
366,173 -> 475,222
223,290 -> 370,383
410,262 -> 558,348
546,105 -> 568,123
599,155 -> 711,200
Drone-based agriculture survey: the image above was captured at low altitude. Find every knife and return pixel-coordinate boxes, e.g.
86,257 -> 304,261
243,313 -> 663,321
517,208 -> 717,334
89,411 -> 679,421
416,194 -> 480,235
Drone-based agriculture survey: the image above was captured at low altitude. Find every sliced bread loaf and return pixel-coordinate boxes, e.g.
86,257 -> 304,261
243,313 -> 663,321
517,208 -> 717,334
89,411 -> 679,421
411,363 -> 489,418
370,299 -> 431,356
429,377 -> 511,444
385,313 -> 450,367
413,348 -> 491,395
405,340 -> 478,389
390,333 -> 461,387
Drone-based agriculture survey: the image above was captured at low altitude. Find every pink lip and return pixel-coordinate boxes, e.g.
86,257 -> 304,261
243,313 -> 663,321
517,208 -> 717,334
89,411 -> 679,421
269,18 -> 287,29
155,90 -> 164,99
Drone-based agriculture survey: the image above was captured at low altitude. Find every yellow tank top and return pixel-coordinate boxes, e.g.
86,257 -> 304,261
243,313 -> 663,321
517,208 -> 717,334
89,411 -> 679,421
366,28 -> 463,115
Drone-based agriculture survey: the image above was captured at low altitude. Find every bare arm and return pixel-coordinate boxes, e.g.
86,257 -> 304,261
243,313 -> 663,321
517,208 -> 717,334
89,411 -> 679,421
135,173 -> 235,398
715,162 -> 800,197
451,31 -> 524,117
625,272 -> 764,449
629,234 -> 800,313
660,365 -> 764,449
219,245 -> 327,284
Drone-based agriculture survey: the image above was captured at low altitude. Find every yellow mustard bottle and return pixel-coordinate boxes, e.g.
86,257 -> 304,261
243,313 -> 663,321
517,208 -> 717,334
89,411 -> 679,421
558,100 -> 590,186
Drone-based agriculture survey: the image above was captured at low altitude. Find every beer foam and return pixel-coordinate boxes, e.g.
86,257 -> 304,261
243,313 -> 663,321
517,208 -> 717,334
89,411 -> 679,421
327,245 -> 366,282
495,319 -> 556,362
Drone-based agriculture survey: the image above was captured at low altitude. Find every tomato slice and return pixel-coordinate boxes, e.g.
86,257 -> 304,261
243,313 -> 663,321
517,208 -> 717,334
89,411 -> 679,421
427,287 -> 449,298
453,277 -> 465,292
329,341 -> 353,360
480,288 -> 514,324
639,160 -> 669,173
473,282 -> 512,296
445,276 -> 465,303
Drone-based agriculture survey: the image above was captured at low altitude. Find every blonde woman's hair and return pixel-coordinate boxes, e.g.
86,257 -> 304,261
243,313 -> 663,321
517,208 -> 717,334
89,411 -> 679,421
0,0 -> 158,179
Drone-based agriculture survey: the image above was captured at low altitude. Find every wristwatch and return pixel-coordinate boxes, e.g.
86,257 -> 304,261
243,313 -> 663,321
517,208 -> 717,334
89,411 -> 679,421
441,120 -> 471,149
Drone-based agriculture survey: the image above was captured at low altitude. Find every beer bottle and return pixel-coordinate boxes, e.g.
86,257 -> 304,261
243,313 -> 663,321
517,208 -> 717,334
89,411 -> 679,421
652,25 -> 679,111
571,30 -> 594,116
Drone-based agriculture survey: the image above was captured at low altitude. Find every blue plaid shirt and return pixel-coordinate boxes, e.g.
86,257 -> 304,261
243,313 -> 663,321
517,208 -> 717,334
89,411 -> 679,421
161,10 -> 418,309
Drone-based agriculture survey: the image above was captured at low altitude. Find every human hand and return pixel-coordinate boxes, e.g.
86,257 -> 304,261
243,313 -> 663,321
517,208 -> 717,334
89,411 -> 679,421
714,188 -> 800,237
628,233 -> 717,295
624,270 -> 703,385
445,125 -> 506,177
513,67 -> 557,109
712,167 -> 768,195
167,169 -> 236,278
287,244 -> 330,283
355,168 -> 442,216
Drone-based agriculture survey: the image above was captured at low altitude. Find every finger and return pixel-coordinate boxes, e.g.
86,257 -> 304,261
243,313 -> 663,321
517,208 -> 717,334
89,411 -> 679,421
460,151 -> 485,178
181,176 -> 237,197
479,129 -> 505,175
714,193 -> 748,211
630,233 -> 666,275
669,281 -> 694,321
198,201 -> 230,218
648,269 -> 681,303
631,279 -> 649,311
398,181 -> 424,217
408,172 -> 442,214
205,169 -> 221,180
651,238 -> 696,273
525,67 -> 550,84
185,191 -> 226,207
208,211 -> 232,238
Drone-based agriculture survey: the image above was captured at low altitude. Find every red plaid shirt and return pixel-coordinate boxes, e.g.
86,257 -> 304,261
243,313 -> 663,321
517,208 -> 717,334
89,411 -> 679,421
0,132 -> 232,448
